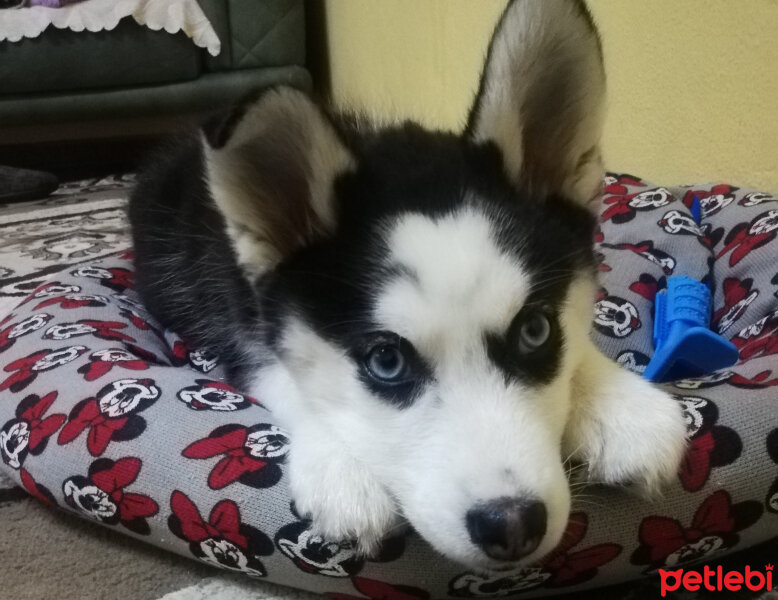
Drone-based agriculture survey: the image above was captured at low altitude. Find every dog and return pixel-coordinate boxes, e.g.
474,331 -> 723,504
129,0 -> 687,571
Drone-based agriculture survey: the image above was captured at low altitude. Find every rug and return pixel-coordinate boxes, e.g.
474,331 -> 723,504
0,176 -> 775,599
0,174 -> 132,317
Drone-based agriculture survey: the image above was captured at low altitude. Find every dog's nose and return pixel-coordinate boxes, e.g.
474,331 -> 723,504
466,498 -> 547,561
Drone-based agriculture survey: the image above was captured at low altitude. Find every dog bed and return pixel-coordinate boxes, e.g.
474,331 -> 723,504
0,174 -> 776,599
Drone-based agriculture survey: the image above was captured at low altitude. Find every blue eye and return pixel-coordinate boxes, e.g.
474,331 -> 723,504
365,344 -> 407,382
518,311 -> 551,354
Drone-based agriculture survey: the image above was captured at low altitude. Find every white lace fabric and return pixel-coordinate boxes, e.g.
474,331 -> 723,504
0,0 -> 221,56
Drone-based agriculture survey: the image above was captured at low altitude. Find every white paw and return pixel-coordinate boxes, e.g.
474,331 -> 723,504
568,347 -> 689,496
289,448 -> 400,556
583,375 -> 688,495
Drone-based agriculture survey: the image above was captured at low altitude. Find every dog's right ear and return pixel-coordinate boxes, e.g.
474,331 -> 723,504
203,87 -> 355,279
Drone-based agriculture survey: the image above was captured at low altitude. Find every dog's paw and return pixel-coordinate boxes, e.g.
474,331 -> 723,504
289,446 -> 400,556
568,349 -> 689,496
587,378 -> 688,495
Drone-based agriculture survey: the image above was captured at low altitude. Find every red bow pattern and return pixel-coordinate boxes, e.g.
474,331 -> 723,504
20,282 -> 80,305
713,278 -> 759,334
1,391 -> 66,469
601,241 -> 676,275
0,346 -> 87,392
71,266 -> 134,292
182,424 -> 289,490
17,391 -> 65,452
0,313 -> 53,354
629,273 -> 664,301
34,294 -> 108,311
601,186 -> 674,224
329,577 -> 429,600
77,349 -> 150,381
119,307 -> 157,332
58,398 -> 130,456
729,370 -> 778,388
19,468 -> 57,506
169,491 -> 273,577
631,490 -> 763,570
682,184 -> 738,218
732,309 -> 778,361
43,319 -> 135,343
172,490 -> 247,547
63,457 -> 158,534
540,513 -> 622,588
57,379 -> 159,456
677,396 -> 741,492
717,210 -> 778,267
604,174 -> 647,193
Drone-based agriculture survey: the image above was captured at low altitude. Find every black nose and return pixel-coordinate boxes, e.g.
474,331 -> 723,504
466,498 -> 547,561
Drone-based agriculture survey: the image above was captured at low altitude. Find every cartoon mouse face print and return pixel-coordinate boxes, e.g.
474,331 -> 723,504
8,314 -> 53,339
630,188 -> 673,209
749,210 -> 778,235
245,425 -> 290,459
450,569 -> 552,597
44,323 -> 96,340
92,349 -> 137,363
177,381 -> 251,412
29,284 -> 81,300
658,210 -> 702,236
97,379 -> 159,418
0,421 -> 30,469
71,266 -> 113,279
277,526 -> 359,577
740,192 -> 777,207
65,294 -> 107,304
34,346 -> 88,371
699,193 -> 734,216
63,481 -> 118,519
616,350 -> 650,373
677,396 -> 709,437
188,349 -> 219,373
594,296 -> 640,338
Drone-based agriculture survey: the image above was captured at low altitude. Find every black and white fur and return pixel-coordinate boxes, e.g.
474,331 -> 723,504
130,0 -> 687,571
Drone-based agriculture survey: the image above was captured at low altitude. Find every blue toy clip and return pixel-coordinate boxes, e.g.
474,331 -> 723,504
643,276 -> 739,382
643,194 -> 738,382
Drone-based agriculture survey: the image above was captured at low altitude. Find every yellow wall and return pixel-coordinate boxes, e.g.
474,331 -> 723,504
321,0 -> 778,192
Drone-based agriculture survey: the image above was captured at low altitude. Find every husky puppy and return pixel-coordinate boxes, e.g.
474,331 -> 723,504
130,0 -> 687,571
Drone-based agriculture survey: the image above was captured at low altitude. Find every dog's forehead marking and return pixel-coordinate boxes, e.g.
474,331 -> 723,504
376,207 -> 529,356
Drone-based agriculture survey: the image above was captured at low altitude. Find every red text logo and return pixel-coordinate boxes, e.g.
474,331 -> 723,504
659,564 -> 773,597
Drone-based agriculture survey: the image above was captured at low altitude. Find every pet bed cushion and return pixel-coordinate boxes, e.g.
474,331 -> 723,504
0,174 -> 776,599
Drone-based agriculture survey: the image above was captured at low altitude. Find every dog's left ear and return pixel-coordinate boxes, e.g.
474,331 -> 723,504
466,0 -> 606,205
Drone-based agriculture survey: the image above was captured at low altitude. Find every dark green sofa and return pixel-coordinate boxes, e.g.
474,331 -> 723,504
0,0 -> 310,143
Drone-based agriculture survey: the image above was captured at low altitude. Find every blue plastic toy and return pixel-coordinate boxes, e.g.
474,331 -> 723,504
643,196 -> 739,382
643,276 -> 739,382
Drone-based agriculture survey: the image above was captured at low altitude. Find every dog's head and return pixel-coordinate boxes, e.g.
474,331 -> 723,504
206,0 -> 608,570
